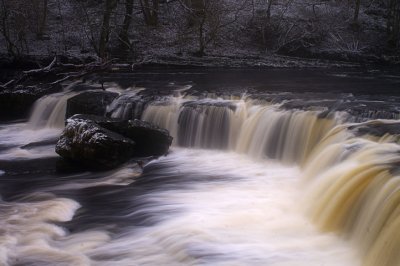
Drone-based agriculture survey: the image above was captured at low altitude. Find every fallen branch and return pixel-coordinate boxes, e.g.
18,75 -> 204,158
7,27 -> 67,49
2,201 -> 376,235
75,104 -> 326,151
0,79 -> 15,89
23,56 -> 57,74
50,60 -> 113,85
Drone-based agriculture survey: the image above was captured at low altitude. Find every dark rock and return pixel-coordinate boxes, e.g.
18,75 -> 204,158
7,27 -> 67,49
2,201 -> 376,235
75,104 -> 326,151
106,93 -> 150,120
348,120 -> 400,138
68,114 -> 127,130
117,119 -> 173,157
68,114 -> 173,157
55,115 -> 136,170
65,91 -> 118,119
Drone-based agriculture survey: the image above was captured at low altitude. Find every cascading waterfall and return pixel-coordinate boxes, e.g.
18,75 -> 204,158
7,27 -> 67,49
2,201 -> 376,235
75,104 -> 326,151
301,121 -> 400,266
27,91 -> 79,129
3,84 -> 400,266
110,89 -> 400,265
140,96 -> 337,164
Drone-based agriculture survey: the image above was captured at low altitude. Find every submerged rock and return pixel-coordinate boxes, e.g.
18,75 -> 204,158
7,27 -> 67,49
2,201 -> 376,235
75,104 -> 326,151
56,115 -> 135,170
56,114 -> 173,169
65,90 -> 118,119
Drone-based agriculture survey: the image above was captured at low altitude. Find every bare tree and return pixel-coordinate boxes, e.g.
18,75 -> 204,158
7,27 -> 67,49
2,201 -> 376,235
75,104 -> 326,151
99,0 -> 118,58
119,0 -> 134,49
387,0 -> 400,48
0,0 -> 29,57
140,0 -> 159,26
179,0 -> 248,56
353,0 -> 361,24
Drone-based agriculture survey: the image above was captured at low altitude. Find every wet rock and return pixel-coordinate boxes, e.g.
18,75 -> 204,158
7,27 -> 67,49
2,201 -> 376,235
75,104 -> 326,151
65,90 -> 118,119
56,115 -> 135,170
116,119 -> 173,157
71,114 -> 173,157
106,93 -> 150,120
348,120 -> 400,138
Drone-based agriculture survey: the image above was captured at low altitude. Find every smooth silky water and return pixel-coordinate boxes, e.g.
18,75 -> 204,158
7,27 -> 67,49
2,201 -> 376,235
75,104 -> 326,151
0,69 -> 400,266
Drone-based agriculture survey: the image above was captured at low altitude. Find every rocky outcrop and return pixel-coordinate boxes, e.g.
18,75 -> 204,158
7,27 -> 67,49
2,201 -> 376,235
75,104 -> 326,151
70,114 -> 173,156
0,84 -> 62,121
56,114 -> 173,170
65,91 -> 118,119
56,115 -> 136,169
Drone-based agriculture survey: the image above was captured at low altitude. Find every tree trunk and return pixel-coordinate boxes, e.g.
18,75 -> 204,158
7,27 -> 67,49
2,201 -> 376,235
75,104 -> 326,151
99,0 -> 117,58
266,0 -> 273,21
387,0 -> 400,48
140,0 -> 159,26
38,0 -> 47,37
353,0 -> 361,24
119,0 -> 133,49
196,16 -> 206,56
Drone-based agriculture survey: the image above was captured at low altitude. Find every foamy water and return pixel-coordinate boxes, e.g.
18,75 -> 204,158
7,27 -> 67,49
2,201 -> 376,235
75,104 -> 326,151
89,149 -> 358,266
0,145 -> 360,265
0,123 -> 60,160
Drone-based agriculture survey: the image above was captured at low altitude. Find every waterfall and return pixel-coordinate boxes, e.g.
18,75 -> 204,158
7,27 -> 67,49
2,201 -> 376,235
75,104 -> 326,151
132,92 -> 400,265
27,91 -> 79,129
106,88 -> 146,120
302,120 -> 400,266
18,85 -> 400,266
140,96 -> 337,164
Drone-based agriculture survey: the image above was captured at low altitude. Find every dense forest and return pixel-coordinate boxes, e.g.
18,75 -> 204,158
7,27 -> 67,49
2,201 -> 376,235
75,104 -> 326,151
0,0 -> 399,64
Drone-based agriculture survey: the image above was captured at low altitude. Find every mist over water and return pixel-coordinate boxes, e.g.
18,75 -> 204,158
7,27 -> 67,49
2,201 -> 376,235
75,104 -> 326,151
1,69 -> 400,265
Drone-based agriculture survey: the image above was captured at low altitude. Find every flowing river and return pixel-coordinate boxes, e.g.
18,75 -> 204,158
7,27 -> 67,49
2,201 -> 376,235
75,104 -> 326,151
0,68 -> 399,266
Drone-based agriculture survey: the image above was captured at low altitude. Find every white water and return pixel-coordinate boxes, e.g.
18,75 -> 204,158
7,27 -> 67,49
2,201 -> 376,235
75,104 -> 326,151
27,91 -> 79,129
1,87 -> 400,265
86,149 -> 358,266
141,96 -> 338,164
0,123 -> 60,160
0,149 -> 360,266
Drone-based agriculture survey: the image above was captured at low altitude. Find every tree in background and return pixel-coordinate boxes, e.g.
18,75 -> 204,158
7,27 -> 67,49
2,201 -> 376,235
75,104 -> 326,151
98,0 -> 117,58
119,0 -> 134,50
0,0 -> 28,57
140,0 -> 159,26
30,0 -> 48,38
353,0 -> 361,24
180,0 -> 248,56
387,0 -> 400,49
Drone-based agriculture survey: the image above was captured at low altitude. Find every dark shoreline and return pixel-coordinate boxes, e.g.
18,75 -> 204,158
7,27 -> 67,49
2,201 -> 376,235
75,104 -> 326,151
1,52 -> 399,74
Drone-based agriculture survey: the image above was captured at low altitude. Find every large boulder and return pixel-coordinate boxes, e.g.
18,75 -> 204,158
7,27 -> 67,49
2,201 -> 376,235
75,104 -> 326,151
55,115 -> 135,170
113,119 -> 173,156
65,91 -> 118,119
70,114 -> 173,157
56,114 -> 173,169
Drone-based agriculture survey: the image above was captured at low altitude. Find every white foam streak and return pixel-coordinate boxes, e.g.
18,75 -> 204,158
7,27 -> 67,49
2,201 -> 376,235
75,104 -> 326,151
0,197 -> 91,266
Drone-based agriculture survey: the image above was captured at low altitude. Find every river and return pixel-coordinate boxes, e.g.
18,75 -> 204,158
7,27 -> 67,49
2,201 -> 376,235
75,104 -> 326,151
0,68 -> 399,266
